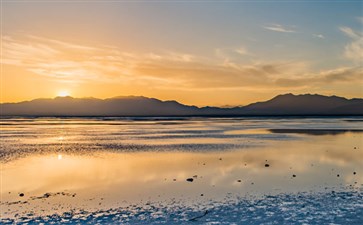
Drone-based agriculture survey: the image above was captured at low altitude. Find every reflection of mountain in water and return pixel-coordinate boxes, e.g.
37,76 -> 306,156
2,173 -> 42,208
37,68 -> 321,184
269,129 -> 363,136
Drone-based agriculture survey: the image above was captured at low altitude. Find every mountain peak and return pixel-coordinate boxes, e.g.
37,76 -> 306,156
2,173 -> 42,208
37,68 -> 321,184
1,93 -> 362,116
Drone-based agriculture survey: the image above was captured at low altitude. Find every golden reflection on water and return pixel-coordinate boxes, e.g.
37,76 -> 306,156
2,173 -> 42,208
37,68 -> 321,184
2,132 -> 362,214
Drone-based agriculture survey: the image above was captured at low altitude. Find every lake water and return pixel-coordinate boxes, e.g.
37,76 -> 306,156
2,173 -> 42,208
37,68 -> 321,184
0,117 -> 362,224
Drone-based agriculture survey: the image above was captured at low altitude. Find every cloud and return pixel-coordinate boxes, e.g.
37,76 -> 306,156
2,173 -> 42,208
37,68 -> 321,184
263,23 -> 296,33
235,47 -> 249,56
275,67 -> 363,87
340,20 -> 363,62
313,34 -> 325,39
2,34 -> 361,92
2,35 -> 128,83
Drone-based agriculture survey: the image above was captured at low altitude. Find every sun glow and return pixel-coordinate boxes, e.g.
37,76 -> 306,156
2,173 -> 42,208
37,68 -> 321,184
57,90 -> 70,97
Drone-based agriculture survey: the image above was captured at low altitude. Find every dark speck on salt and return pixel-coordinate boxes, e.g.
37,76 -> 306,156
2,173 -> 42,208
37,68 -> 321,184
186,178 -> 194,182
265,164 -> 270,167
292,174 -> 296,178
19,193 -> 24,197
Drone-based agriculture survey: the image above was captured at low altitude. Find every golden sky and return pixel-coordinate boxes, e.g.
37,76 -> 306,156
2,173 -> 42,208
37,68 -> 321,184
1,1 -> 362,106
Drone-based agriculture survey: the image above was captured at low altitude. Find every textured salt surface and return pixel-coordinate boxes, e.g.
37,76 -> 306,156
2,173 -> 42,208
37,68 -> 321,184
1,117 -> 362,224
1,190 -> 362,224
1,117 -> 362,162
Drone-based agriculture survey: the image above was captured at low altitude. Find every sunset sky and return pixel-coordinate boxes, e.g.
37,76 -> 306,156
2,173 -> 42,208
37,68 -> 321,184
1,0 -> 362,106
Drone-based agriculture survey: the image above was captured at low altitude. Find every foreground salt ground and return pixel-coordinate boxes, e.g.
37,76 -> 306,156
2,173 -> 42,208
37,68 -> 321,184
0,117 -> 362,224
2,190 -> 362,224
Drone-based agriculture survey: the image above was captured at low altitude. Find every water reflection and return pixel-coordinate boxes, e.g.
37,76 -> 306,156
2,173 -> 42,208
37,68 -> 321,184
269,128 -> 363,135
0,118 -> 362,219
2,133 -> 362,217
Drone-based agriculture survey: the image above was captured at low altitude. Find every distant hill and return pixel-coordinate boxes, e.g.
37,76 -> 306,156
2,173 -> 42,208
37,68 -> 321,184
240,94 -> 363,115
1,94 -> 362,116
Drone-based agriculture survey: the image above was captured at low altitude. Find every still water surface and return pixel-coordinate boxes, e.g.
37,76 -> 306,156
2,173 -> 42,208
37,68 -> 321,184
0,117 -> 362,223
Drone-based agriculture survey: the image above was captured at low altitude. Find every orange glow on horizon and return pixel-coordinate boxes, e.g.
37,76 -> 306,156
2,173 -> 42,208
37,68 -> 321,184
57,90 -> 70,97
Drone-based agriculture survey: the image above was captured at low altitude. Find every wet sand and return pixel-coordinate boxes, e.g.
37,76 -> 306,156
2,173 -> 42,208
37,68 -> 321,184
0,117 -> 362,224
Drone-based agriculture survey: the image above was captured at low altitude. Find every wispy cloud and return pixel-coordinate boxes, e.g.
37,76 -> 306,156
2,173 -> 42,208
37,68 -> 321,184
2,35 -> 127,83
275,67 -> 363,87
2,34 -> 361,92
313,34 -> 325,39
235,47 -> 249,56
263,23 -> 296,33
339,22 -> 363,63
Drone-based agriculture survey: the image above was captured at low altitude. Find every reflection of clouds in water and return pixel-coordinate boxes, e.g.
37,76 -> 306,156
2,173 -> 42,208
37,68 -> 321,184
1,118 -> 362,221
2,132 -> 361,196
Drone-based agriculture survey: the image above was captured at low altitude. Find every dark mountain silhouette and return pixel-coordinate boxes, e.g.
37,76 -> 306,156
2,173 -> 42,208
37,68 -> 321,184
240,94 -> 363,115
0,94 -> 362,116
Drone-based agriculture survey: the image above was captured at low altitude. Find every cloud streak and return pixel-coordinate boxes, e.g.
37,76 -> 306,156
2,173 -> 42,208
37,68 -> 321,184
2,34 -> 361,92
263,23 -> 296,33
275,67 -> 363,87
313,34 -> 325,39
340,25 -> 363,63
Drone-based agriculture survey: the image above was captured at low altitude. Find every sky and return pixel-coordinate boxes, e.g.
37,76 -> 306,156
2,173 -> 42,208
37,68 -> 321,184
1,0 -> 362,106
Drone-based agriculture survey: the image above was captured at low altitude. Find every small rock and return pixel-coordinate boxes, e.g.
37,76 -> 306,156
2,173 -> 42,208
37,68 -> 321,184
265,164 -> 270,167
337,174 -> 340,177
43,193 -> 51,198
186,178 -> 194,182
19,193 -> 24,197
237,180 -> 242,183
292,174 -> 296,178
219,158 -> 222,161
353,172 -> 356,175
200,194 -> 204,196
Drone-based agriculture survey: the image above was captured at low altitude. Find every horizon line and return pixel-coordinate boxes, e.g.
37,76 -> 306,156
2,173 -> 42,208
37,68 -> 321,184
1,92 -> 361,108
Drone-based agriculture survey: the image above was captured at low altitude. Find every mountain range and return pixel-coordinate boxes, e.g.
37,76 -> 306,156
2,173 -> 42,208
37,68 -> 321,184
1,94 -> 362,116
